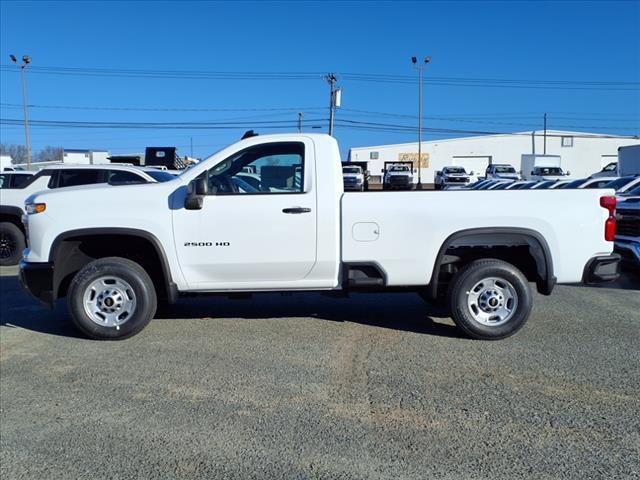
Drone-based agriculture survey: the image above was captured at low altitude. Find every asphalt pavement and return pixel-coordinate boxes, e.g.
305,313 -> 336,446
1,266 -> 639,479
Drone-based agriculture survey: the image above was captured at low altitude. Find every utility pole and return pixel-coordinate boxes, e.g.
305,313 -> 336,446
190,137 -> 193,158
411,56 -> 431,190
325,73 -> 337,136
543,112 -> 547,155
297,112 -> 303,133
10,54 -> 32,170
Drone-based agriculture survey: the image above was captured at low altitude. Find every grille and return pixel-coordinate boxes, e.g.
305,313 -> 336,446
617,209 -> 640,238
447,177 -> 468,183
390,176 -> 410,184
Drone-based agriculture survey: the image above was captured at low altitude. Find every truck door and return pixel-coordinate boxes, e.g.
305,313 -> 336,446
172,139 -> 318,288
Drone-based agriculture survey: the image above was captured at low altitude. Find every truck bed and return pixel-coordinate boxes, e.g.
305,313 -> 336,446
341,189 -> 613,286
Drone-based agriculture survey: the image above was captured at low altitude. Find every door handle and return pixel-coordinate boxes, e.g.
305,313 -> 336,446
282,207 -> 312,214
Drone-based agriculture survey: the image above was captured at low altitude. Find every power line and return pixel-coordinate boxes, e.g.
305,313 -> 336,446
3,116 -> 636,139
0,102 -> 326,113
1,64 -> 638,90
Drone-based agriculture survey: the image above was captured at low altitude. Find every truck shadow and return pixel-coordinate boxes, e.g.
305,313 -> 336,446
0,275 -> 461,339
156,292 -> 462,338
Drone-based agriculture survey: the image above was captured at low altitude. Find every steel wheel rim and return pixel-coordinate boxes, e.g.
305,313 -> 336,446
466,277 -> 518,326
0,232 -> 16,259
83,276 -> 137,328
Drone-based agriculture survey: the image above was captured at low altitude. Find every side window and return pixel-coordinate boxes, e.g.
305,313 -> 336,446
56,170 -> 103,188
206,142 -> 304,195
11,175 -> 33,188
108,170 -> 146,185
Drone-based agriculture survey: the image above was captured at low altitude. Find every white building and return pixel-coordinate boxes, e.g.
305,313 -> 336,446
348,130 -> 640,184
62,149 -> 110,165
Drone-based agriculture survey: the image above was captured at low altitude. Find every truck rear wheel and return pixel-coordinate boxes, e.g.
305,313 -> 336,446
0,222 -> 25,266
448,259 -> 532,340
67,257 -> 157,340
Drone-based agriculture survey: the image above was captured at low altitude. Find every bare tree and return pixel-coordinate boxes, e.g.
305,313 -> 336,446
0,144 -> 27,163
35,146 -> 63,163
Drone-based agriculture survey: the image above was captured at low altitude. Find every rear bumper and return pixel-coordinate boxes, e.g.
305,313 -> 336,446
582,254 -> 621,284
19,260 -> 55,307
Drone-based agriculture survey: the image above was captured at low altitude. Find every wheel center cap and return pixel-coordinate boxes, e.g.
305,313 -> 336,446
104,297 -> 114,307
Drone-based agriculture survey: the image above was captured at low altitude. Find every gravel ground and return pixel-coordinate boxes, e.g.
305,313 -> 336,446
1,266 -> 639,480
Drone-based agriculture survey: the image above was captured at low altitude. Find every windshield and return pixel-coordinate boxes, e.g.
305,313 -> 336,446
562,179 -> 587,189
622,184 -> 640,196
146,170 -> 176,182
390,165 -> 409,172
494,166 -> 516,173
603,176 -> 634,191
534,167 -> 563,176
342,167 -> 361,174
445,167 -> 465,174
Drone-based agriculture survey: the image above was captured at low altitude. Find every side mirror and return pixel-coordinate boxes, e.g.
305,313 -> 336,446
436,171 -> 441,176
381,169 -> 385,173
530,171 -> 534,176
566,171 -> 571,176
470,171 -> 475,175
185,176 -> 208,210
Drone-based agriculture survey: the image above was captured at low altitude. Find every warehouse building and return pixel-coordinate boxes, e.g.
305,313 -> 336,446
347,130 -> 640,185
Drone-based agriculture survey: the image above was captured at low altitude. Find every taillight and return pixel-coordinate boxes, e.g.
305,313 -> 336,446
600,196 -> 616,241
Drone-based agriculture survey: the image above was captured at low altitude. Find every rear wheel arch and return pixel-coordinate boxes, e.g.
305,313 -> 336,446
49,228 -> 177,303
428,227 -> 555,301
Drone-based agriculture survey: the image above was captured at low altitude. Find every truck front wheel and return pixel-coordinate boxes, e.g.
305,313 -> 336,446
448,259 -> 532,340
67,257 -> 157,340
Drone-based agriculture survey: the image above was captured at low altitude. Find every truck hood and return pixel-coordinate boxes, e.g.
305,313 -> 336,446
493,174 -> 520,180
388,171 -> 412,177
343,174 -> 363,180
29,180 -> 176,205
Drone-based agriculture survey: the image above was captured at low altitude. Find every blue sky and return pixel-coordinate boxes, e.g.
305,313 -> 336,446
1,0 -> 639,159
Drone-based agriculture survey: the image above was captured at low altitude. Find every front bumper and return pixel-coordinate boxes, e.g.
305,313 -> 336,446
19,260 -> 55,307
582,254 -> 621,284
343,181 -> 364,191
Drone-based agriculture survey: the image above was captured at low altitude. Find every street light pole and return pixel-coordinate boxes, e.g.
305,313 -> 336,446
10,54 -> 32,170
412,56 -> 431,190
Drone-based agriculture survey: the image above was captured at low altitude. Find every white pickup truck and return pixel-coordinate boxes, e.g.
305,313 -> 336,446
19,134 -> 620,341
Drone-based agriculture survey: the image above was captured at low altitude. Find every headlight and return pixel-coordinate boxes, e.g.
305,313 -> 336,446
25,203 -> 46,214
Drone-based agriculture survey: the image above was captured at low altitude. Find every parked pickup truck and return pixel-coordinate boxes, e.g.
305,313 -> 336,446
434,166 -> 473,190
485,164 -> 520,181
342,165 -> 366,191
20,134 -> 620,341
0,165 -> 175,266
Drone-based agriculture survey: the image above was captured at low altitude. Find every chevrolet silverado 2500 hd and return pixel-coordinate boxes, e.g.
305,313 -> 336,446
19,134 -> 620,341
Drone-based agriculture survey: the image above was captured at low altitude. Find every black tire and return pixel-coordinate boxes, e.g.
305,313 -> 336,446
67,257 -> 157,340
448,259 -> 532,340
0,222 -> 25,266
